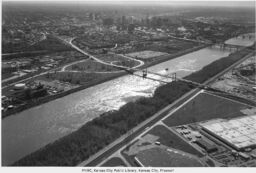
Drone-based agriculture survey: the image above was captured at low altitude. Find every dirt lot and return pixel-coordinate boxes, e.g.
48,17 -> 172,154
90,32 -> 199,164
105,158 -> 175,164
211,56 -> 256,102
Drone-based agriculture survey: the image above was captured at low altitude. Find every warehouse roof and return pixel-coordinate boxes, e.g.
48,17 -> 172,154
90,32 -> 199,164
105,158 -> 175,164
200,115 -> 256,150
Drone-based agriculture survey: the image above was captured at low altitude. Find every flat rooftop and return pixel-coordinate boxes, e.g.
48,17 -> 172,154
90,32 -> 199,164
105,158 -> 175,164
200,115 -> 256,150
135,147 -> 203,167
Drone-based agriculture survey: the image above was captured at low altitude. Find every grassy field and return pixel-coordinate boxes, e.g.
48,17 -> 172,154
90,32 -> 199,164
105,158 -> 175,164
135,147 -> 204,167
163,92 -> 252,127
126,50 -> 168,59
120,124 -> 203,167
66,60 -> 119,72
145,125 -> 203,157
95,54 -> 138,63
101,157 -> 126,167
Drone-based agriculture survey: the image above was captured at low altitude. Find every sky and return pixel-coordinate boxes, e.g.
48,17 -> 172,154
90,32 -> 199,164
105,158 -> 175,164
2,0 -> 255,8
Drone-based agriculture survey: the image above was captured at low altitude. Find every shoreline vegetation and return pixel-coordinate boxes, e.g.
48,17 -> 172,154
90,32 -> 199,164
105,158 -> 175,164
2,43 -> 208,119
12,46 -> 254,166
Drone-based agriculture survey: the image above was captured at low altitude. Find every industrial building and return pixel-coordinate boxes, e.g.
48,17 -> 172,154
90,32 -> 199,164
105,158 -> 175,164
194,139 -> 218,153
200,115 -> 256,151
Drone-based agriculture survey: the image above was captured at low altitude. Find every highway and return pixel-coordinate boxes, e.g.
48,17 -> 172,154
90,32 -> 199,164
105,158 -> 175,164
77,49 -> 255,167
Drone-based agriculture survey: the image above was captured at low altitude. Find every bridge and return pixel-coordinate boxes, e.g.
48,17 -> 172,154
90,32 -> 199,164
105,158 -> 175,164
211,43 -> 243,51
145,70 -> 212,89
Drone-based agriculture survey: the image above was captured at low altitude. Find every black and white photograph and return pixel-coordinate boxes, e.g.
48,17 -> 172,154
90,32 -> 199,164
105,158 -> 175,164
0,0 -> 256,170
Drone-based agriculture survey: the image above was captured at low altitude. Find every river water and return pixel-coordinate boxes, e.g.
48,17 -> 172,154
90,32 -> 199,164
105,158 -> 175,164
2,34 -> 255,165
225,33 -> 255,47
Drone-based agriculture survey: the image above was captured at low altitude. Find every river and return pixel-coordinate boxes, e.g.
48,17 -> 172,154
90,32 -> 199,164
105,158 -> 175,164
2,34 -> 255,165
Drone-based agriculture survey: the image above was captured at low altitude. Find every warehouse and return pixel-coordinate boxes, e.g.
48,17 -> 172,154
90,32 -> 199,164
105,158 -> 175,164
200,115 -> 256,151
194,139 -> 218,153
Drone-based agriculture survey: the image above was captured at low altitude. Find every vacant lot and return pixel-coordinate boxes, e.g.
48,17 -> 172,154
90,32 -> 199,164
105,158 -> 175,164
211,56 -> 256,102
126,50 -> 168,59
163,92 -> 251,127
95,54 -> 138,63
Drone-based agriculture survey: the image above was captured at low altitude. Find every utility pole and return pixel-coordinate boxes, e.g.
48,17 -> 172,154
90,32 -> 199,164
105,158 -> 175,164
142,69 -> 147,79
172,73 -> 177,82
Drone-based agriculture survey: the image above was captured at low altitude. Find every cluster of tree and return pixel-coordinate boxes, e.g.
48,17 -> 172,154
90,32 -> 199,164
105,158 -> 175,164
240,68 -> 254,77
13,47 -> 253,166
2,51 -> 50,60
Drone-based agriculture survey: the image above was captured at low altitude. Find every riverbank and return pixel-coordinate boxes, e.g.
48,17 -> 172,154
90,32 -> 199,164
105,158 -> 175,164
2,43 -> 209,119
12,45 -> 254,166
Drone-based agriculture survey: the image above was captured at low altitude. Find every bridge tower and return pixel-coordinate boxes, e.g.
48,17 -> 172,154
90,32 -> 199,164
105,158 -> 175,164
142,69 -> 147,79
171,73 -> 177,81
231,68 -> 236,75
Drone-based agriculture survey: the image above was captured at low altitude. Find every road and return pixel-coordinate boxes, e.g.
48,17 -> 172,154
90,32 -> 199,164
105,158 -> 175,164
59,37 -> 144,71
60,59 -> 89,71
78,49 -> 255,166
